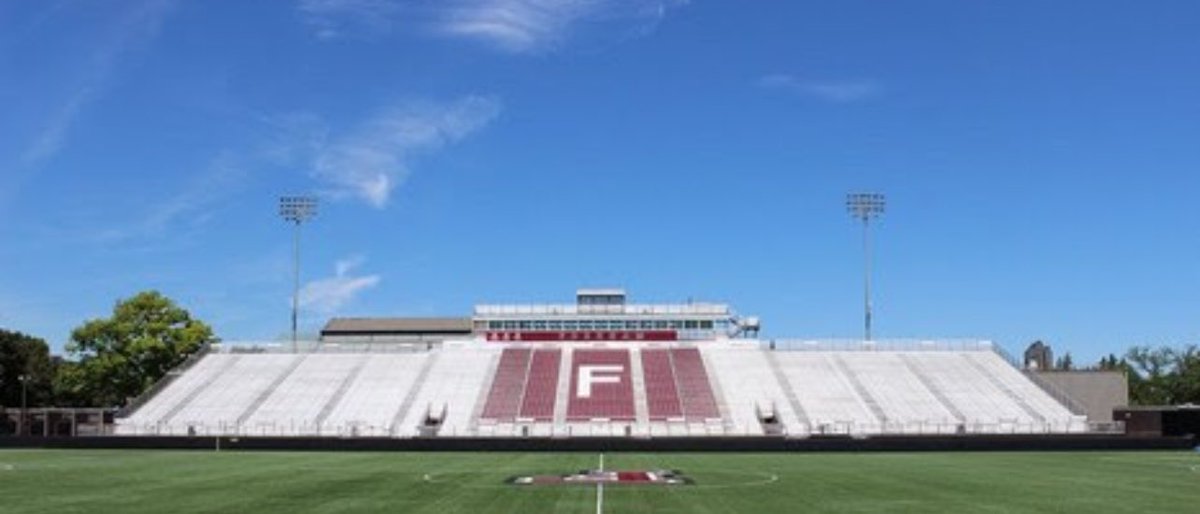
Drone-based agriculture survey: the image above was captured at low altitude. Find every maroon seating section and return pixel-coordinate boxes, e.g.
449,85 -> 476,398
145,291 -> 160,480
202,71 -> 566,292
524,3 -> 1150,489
483,346 -> 719,424
568,349 -> 635,421
671,348 -> 721,420
518,349 -> 561,420
641,349 -> 683,420
481,348 -> 531,420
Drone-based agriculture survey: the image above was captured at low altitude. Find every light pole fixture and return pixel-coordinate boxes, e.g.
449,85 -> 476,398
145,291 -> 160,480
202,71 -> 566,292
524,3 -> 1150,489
279,195 -> 318,352
846,192 -> 886,341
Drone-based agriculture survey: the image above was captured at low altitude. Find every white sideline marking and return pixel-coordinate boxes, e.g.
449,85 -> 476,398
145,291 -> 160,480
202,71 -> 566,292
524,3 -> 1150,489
683,471 -> 780,490
596,453 -> 605,514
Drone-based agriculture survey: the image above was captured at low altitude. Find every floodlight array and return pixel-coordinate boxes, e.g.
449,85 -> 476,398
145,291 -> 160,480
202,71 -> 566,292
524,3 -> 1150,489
846,192 -> 886,221
279,195 -> 318,223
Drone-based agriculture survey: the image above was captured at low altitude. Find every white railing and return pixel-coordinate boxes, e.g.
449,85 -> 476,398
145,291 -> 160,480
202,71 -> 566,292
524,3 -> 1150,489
985,343 -> 1089,417
115,416 -> 1093,438
767,339 -> 996,352
474,303 -> 730,316
212,341 -> 435,354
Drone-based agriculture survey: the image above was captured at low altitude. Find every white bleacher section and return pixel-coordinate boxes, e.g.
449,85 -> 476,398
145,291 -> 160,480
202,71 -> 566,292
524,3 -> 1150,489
396,344 -> 498,437
118,339 -> 1087,438
733,347 -> 1086,435
120,353 -> 237,432
116,344 -> 494,437
320,353 -> 429,436
242,354 -> 363,435
901,352 -> 1037,429
701,343 -> 803,436
169,353 -> 301,435
836,353 -> 960,433
771,352 -> 879,434
964,352 -> 1081,431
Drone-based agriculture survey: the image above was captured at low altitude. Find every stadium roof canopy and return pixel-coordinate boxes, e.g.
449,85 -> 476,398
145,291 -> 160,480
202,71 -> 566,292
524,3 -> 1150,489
320,317 -> 473,336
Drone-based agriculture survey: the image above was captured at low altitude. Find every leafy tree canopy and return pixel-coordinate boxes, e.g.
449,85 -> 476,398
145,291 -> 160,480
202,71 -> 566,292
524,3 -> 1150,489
58,291 -> 214,407
1119,345 -> 1200,406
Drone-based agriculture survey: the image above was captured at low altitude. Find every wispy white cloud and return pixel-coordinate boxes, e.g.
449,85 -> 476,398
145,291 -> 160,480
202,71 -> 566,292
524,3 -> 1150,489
144,154 -> 244,232
90,151 -> 248,243
48,95 -> 496,246
296,0 -> 686,52
758,74 -> 882,103
440,0 -> 600,52
21,0 -> 177,166
310,95 -> 502,208
441,0 -> 688,52
299,255 -> 381,314
297,0 -> 399,39
22,86 -> 95,166
256,112 -> 330,167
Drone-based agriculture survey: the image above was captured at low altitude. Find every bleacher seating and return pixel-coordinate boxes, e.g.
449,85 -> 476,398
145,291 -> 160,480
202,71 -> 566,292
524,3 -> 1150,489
242,354 -> 362,434
117,340 -> 1087,438
395,345 -> 497,436
320,353 -> 431,436
701,344 -> 804,434
963,352 -> 1080,430
170,354 -> 301,434
122,353 -> 239,429
518,349 -> 561,420
900,352 -> 1034,428
671,348 -> 721,420
567,349 -> 635,421
641,349 -> 683,420
481,348 -> 531,421
835,353 -> 958,431
771,352 -> 879,433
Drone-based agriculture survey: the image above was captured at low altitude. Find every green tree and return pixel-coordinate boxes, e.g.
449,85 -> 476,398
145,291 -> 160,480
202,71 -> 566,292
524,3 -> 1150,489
1169,345 -> 1200,404
1120,345 -> 1200,405
0,329 -> 55,408
57,291 -> 214,407
1054,352 -> 1074,371
1096,353 -> 1124,371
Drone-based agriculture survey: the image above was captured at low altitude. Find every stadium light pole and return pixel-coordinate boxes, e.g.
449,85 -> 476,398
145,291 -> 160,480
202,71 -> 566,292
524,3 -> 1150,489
279,195 -> 318,353
846,192 -> 886,341
18,374 -> 28,436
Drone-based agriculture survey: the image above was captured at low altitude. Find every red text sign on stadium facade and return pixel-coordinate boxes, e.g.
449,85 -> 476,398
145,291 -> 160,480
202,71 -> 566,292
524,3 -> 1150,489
485,330 -> 677,342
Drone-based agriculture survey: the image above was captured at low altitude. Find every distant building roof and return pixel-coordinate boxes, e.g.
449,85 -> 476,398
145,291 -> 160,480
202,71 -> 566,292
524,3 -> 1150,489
577,288 -> 626,297
321,317 -> 473,336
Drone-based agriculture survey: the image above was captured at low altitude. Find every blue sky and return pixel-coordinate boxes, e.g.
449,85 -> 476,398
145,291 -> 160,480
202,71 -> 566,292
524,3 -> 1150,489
2,1 -> 1198,363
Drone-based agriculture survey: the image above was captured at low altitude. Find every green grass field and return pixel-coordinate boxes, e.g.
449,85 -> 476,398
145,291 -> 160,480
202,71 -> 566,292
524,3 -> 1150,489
1,450 -> 1197,513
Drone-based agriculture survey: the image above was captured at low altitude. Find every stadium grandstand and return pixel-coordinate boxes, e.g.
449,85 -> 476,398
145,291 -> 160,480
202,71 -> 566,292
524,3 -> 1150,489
116,289 -> 1089,438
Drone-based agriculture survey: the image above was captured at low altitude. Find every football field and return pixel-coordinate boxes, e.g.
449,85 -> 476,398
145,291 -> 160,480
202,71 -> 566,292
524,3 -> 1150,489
1,449 -> 1197,513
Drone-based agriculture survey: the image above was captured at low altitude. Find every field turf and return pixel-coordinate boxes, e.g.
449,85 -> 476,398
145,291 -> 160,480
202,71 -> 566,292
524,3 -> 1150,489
1,450 -> 1197,513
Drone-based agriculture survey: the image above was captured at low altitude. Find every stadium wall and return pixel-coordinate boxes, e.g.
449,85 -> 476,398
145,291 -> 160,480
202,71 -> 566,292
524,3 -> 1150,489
1032,371 -> 1127,422
1,434 -> 1192,453
1114,406 -> 1200,437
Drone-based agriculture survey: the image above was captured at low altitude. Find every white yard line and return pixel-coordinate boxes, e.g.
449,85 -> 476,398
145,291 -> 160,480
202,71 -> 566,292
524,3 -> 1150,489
596,453 -> 605,514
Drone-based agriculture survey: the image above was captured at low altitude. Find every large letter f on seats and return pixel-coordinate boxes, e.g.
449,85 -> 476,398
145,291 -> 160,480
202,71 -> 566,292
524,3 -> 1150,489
577,365 -> 623,399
